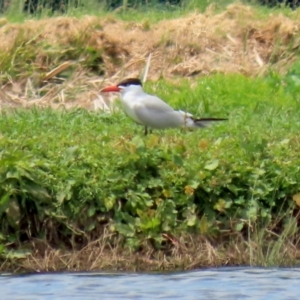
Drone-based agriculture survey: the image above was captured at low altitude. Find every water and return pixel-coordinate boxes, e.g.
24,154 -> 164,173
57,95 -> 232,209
1,267 -> 300,299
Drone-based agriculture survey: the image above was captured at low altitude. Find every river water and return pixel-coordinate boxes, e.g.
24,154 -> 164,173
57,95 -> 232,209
1,267 -> 300,299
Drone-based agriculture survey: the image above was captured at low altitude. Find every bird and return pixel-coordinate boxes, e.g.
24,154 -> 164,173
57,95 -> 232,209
100,78 -> 227,135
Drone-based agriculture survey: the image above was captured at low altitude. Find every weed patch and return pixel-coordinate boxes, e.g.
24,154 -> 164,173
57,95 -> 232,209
0,74 -> 300,271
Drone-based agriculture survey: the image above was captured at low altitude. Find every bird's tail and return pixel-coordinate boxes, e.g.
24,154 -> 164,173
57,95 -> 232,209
192,117 -> 228,128
178,110 -> 227,128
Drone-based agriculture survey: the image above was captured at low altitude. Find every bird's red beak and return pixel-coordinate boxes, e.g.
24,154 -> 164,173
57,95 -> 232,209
100,85 -> 120,93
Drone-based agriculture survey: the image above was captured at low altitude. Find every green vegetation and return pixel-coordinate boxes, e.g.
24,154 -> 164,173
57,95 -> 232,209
1,0 -> 298,24
1,70 -> 300,271
0,0 -> 300,272
2,0 -> 234,23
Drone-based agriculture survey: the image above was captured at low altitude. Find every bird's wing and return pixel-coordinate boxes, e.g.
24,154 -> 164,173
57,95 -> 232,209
137,95 -> 175,112
133,95 -> 183,129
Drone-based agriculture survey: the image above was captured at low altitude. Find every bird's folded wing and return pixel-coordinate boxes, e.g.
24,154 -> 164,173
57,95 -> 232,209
133,96 -> 180,128
138,95 -> 175,112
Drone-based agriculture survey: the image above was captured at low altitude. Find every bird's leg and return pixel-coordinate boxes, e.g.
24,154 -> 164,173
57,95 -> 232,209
144,126 -> 148,136
183,113 -> 189,132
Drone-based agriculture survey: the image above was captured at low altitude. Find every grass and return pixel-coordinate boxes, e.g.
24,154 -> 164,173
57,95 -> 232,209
2,0 -> 300,24
0,0 -> 300,272
1,71 -> 300,272
0,1 -> 299,102
2,0 -> 239,23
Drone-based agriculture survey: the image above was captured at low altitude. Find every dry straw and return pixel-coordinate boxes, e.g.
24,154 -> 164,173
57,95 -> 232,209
0,3 -> 299,110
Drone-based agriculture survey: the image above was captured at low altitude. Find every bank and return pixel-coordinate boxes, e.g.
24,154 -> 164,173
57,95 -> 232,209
1,3 -> 300,272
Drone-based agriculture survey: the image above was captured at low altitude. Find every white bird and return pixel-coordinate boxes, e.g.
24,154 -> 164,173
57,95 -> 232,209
101,78 -> 227,135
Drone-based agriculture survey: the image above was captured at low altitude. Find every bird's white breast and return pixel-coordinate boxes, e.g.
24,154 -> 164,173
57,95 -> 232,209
120,88 -> 144,124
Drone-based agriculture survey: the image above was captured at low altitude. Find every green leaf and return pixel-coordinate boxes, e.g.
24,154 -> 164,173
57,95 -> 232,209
199,215 -> 209,234
6,170 -> 19,179
6,249 -> 31,259
88,206 -> 96,217
187,214 -> 196,227
115,223 -> 136,237
104,197 -> 115,210
214,198 -> 227,212
56,191 -> 66,203
132,136 -> 145,149
25,182 -> 51,202
86,222 -> 96,232
0,244 -> 4,254
235,222 -> 244,231
204,159 -> 219,170
190,181 -> 200,189
0,194 -> 10,215
139,217 -> 160,230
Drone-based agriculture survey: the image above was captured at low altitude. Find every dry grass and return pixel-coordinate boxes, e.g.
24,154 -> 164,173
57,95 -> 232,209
1,4 -> 300,273
0,236 -> 246,273
0,3 -> 300,111
1,229 -> 300,273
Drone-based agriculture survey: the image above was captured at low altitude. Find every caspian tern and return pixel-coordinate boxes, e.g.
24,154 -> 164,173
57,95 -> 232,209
101,78 -> 227,135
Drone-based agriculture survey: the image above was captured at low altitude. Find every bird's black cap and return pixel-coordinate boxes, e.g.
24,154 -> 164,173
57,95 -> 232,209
117,78 -> 143,87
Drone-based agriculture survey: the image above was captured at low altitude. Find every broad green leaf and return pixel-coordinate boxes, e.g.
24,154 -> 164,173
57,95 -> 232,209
235,222 -> 244,231
146,135 -> 160,147
25,183 -> 51,202
199,216 -> 209,234
104,197 -> 115,210
132,136 -> 145,149
88,206 -> 96,217
213,198 -> 227,212
86,222 -> 96,232
139,217 -> 160,230
0,194 -> 10,215
187,214 -> 196,227
204,159 -> 219,170
56,192 -> 66,203
115,223 -> 136,237
6,249 -> 31,259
